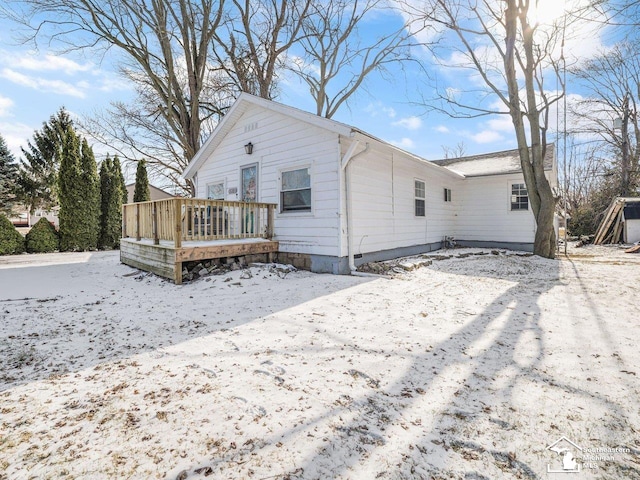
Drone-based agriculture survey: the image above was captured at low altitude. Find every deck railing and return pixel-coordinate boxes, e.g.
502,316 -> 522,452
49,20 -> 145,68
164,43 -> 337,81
122,198 -> 276,248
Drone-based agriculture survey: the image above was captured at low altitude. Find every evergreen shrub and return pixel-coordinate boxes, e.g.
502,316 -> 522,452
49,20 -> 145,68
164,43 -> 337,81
26,217 -> 59,253
0,214 -> 25,255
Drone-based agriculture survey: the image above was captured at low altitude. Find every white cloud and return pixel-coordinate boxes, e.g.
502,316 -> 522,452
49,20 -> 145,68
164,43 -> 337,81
97,76 -> 135,93
0,95 -> 14,117
435,125 -> 450,134
0,68 -> 87,98
389,137 -> 415,149
471,130 -> 504,144
0,121 -> 35,158
487,114 -> 514,133
9,53 -> 93,75
365,101 -> 396,119
392,116 -> 422,130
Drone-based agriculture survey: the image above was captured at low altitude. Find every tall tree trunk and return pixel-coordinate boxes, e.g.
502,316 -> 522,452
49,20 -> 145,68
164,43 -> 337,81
504,0 -> 557,259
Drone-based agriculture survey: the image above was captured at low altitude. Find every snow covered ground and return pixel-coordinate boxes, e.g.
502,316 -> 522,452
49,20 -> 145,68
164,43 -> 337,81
1,245 -> 639,479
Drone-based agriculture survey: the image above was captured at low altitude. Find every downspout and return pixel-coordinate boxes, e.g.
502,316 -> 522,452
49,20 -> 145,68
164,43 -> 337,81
341,139 -> 370,275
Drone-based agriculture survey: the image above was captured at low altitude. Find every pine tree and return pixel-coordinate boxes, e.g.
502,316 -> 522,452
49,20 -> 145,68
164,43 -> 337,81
112,156 -> 125,245
79,138 -> 100,250
0,134 -> 18,216
113,156 -> 128,205
133,160 -> 150,202
15,109 -> 72,214
99,156 -> 112,249
57,125 -> 83,251
99,156 -> 124,249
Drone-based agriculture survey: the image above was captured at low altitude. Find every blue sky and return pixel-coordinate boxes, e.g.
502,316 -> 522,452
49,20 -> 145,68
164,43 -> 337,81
0,2 -> 620,179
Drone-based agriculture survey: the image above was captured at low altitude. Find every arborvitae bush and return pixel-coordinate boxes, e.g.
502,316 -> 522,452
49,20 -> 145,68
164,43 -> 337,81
98,156 -> 124,249
25,217 -> 59,253
133,159 -> 150,202
79,138 -> 100,250
0,214 -> 25,255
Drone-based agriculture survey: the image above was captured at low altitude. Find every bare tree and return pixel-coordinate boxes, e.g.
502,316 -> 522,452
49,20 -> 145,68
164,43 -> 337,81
401,0 -> 597,258
8,0 -> 226,196
211,0 -> 312,99
441,141 -> 467,159
562,138 -> 607,211
293,0 -> 414,118
570,42 -> 640,197
6,0 -> 418,196
83,68 -> 236,195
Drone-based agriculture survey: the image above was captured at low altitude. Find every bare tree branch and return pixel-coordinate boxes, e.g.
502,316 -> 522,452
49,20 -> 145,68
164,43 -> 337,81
291,0 -> 417,118
7,0 -> 226,196
400,0 -> 597,257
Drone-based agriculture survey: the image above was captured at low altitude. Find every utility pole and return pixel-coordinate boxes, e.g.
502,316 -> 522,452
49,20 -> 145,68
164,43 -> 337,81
621,93 -> 630,197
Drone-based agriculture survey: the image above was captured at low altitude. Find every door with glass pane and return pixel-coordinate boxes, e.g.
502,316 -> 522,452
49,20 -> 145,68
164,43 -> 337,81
240,164 -> 258,234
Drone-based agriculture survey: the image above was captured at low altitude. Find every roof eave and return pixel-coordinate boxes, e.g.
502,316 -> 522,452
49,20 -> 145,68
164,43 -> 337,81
350,131 -> 466,180
183,93 -> 354,180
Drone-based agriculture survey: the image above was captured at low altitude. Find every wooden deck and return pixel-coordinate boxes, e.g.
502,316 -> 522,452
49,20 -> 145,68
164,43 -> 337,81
121,198 -> 278,284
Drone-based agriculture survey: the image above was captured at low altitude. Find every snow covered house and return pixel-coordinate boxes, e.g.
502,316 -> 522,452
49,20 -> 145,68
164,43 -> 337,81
178,93 -> 558,275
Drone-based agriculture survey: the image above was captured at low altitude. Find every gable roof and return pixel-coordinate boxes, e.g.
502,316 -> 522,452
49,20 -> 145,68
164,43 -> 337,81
183,93 -> 465,180
183,93 -> 354,179
183,93 -> 551,182
431,144 -> 555,177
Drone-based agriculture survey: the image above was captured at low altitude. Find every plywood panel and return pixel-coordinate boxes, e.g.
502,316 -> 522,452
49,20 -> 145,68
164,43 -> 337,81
176,241 -> 278,262
120,240 -> 176,280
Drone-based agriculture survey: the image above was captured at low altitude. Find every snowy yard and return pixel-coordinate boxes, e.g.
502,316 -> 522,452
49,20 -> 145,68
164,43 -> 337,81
1,246 -> 639,479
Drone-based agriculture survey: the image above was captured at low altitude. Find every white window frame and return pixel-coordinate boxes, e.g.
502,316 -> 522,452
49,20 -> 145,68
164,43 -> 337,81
510,182 -> 529,211
444,187 -> 452,202
415,179 -> 426,217
280,165 -> 312,214
206,180 -> 225,200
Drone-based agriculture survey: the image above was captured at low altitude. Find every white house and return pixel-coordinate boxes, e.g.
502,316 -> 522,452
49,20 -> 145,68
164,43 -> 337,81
183,93 -> 557,274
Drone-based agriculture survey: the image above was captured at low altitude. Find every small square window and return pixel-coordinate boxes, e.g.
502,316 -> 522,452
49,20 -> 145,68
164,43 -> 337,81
444,188 -> 452,202
207,183 -> 224,200
511,183 -> 528,210
415,180 -> 425,217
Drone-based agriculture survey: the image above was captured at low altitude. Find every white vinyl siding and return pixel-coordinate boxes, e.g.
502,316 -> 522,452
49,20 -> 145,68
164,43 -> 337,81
341,143 -> 460,257
453,175 -> 536,243
194,105 -> 341,257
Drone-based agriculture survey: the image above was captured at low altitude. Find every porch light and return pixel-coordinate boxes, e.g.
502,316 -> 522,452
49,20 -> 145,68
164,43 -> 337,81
244,142 -> 254,155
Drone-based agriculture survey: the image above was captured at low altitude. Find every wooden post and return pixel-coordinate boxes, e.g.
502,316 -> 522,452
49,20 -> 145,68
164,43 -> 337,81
135,204 -> 141,241
267,204 -> 274,239
152,202 -> 159,245
174,198 -> 182,249
174,261 -> 183,285
122,205 -> 127,238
